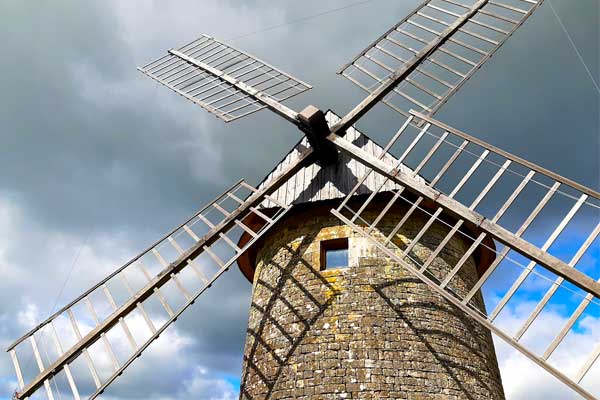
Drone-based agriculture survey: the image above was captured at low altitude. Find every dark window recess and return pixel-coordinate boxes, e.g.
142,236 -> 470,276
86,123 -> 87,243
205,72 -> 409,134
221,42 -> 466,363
320,238 -> 349,270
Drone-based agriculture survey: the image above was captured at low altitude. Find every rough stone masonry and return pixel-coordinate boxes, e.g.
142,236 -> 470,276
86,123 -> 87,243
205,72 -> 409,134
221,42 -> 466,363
239,199 -> 504,399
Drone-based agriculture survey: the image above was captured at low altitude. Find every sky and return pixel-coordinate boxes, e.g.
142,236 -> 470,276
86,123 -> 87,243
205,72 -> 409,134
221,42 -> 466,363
0,0 -> 598,399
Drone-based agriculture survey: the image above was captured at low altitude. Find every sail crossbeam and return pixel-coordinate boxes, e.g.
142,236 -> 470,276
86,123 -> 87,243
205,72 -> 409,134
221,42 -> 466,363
327,112 -> 600,399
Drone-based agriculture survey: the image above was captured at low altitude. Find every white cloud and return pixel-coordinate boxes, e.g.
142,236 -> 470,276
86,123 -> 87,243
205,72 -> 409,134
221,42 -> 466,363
182,366 -> 238,400
16,304 -> 40,331
67,44 -> 227,187
494,301 -> 600,399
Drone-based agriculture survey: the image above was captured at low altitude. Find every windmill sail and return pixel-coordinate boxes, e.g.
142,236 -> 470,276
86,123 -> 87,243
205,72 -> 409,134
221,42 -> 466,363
138,35 -> 312,123
336,0 -> 544,124
7,148 -> 313,400
327,112 -> 600,399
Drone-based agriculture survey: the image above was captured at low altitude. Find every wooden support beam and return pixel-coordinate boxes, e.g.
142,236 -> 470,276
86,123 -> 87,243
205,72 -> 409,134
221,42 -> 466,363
7,179 -> 245,353
332,210 -> 596,400
327,132 -> 600,299
14,147 -> 314,400
170,49 -> 300,124
412,111 -> 600,199
330,0 -> 490,135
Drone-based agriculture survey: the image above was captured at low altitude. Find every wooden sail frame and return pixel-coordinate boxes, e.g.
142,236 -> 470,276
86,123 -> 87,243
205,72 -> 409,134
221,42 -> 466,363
326,112 -> 600,399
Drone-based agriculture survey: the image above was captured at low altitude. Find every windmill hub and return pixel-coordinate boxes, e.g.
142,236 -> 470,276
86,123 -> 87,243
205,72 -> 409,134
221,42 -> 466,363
298,105 -> 339,165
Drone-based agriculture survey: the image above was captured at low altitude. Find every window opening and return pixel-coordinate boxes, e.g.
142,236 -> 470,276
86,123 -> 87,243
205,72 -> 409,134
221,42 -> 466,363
320,238 -> 349,270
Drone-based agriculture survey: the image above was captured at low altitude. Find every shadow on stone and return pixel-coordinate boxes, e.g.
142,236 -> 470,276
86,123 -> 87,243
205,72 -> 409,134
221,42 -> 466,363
240,231 -> 340,399
373,277 -> 499,400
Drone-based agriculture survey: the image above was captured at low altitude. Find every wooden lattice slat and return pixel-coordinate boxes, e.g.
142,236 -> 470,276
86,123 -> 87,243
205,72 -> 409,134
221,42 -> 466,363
139,35 -> 311,123
8,148 -> 313,400
327,112 -> 600,399
333,0 -> 544,133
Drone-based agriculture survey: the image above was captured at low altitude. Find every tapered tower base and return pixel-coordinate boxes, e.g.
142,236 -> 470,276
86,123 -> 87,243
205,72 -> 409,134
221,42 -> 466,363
239,199 -> 504,399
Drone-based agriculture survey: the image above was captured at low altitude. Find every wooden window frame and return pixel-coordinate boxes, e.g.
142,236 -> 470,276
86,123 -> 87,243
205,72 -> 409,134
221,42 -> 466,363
320,238 -> 349,270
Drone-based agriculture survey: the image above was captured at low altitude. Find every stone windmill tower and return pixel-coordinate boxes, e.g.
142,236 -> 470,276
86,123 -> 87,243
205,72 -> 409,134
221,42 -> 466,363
234,112 -> 504,399
7,1 -> 600,399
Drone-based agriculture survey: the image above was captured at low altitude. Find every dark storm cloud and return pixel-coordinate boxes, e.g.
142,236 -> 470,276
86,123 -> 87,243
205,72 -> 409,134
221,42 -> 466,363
0,2 -> 421,397
0,0 -> 598,399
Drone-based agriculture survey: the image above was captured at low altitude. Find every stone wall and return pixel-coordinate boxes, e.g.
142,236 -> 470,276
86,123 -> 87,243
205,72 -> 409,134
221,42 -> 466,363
240,200 -> 504,399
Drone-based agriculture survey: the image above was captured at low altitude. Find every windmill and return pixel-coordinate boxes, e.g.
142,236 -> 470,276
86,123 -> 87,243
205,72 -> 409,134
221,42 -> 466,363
7,0 -> 600,399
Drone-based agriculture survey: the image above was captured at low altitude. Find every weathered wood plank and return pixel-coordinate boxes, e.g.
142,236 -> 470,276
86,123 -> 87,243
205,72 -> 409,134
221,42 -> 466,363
254,111 -> 404,208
